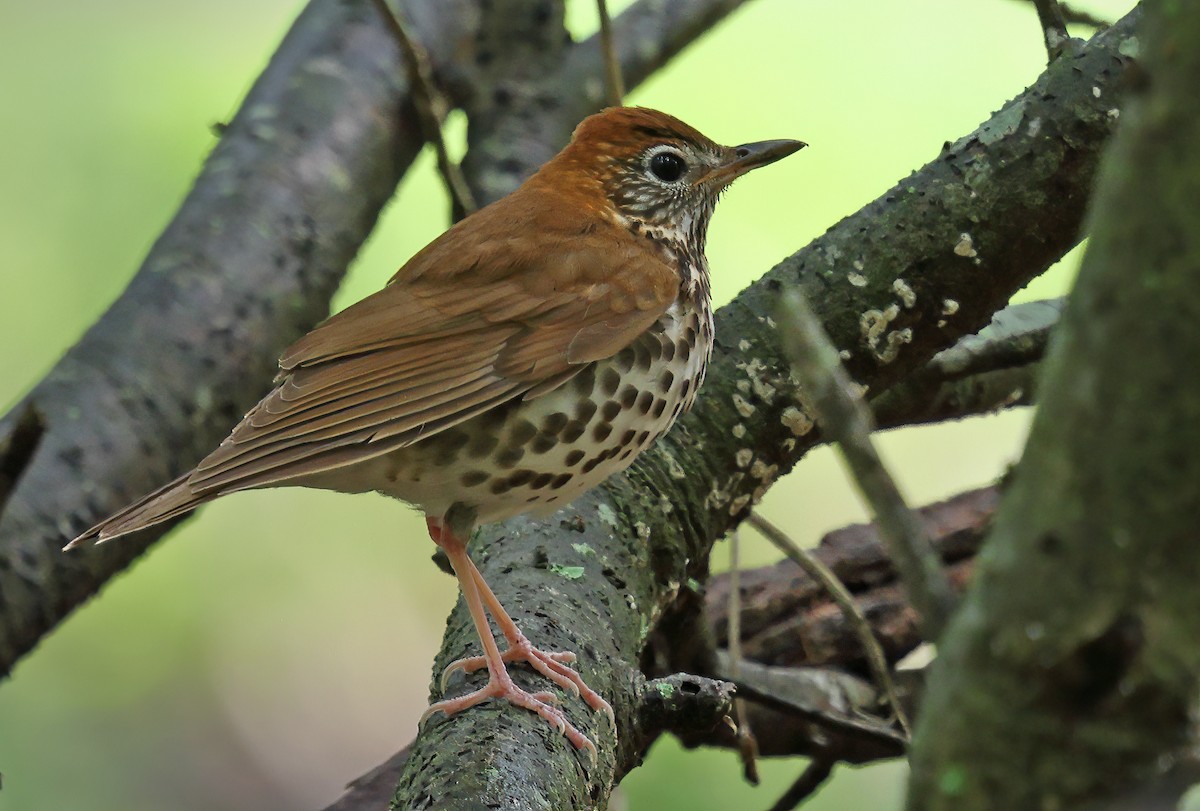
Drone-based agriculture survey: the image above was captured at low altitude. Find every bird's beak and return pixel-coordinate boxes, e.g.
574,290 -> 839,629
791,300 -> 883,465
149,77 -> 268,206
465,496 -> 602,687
702,139 -> 806,186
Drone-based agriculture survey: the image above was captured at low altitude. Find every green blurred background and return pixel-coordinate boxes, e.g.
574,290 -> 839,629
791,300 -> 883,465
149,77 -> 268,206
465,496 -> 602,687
0,0 -> 1132,808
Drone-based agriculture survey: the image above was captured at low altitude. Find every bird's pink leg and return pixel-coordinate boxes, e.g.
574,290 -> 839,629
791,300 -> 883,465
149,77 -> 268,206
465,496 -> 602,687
422,517 -> 602,753
443,560 -> 614,725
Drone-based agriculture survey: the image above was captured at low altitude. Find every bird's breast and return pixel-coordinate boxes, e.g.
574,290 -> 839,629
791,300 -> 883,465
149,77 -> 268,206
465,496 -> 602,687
358,294 -> 713,525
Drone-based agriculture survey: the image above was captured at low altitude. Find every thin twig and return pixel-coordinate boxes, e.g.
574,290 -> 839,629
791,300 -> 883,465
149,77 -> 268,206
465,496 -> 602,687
596,0 -> 625,106
369,0 -> 477,217
1031,0 -> 1074,61
1014,0 -> 1111,30
727,529 -> 761,784
746,512 -> 911,738
1057,2 -> 1112,28
766,757 -> 835,811
776,288 -> 956,639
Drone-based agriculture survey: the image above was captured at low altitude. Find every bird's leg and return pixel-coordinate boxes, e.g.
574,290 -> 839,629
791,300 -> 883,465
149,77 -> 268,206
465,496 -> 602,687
446,560 -> 614,724
422,515 -> 599,753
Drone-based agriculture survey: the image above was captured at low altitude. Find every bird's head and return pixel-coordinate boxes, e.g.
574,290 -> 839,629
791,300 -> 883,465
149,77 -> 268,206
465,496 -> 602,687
544,107 -> 804,249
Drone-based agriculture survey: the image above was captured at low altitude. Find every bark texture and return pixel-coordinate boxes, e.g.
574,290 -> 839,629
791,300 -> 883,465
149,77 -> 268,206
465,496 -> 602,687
907,2 -> 1200,807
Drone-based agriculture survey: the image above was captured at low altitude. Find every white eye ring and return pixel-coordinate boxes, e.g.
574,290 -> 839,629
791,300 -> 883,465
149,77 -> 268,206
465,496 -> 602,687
645,146 -> 688,184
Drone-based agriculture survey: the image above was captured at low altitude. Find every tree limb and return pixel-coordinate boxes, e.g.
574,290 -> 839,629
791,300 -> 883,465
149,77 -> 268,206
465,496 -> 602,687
907,1 -> 1200,807
872,298 -> 1061,428
775,288 -> 956,639
332,484 -> 996,810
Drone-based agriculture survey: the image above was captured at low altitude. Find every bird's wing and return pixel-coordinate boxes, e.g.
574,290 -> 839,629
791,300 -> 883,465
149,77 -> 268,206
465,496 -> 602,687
187,213 -> 678,493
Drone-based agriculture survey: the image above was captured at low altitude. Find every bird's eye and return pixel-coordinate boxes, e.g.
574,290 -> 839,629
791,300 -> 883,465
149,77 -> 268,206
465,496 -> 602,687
648,151 -> 687,183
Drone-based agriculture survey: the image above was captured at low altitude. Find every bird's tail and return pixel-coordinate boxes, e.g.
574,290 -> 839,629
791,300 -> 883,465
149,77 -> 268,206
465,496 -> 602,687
64,473 -> 214,550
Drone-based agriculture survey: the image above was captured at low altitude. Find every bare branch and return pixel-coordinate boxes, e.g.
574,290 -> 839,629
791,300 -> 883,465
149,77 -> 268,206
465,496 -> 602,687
1013,0 -> 1113,30
727,529 -> 762,784
1031,0 -> 1076,60
908,1 -> 1200,804
872,298 -> 1062,428
597,0 -> 625,106
767,758 -> 836,811
369,0 -> 477,217
776,288 -> 956,638
746,512 -> 911,737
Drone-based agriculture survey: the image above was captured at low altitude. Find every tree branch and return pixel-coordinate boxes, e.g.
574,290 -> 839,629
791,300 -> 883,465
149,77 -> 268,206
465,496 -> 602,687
907,1 -> 1200,806
369,0 -> 477,217
872,298 -> 1061,428
333,483 -> 996,810
775,288 -> 956,639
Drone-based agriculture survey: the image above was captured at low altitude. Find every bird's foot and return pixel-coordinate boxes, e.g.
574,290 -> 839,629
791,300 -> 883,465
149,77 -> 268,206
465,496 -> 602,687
421,671 -> 598,755
441,637 -> 614,725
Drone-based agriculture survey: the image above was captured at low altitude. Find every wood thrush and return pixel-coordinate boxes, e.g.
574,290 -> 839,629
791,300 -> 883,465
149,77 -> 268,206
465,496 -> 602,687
67,107 -> 803,752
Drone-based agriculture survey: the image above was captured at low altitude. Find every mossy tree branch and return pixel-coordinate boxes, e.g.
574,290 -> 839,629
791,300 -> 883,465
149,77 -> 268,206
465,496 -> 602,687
907,1 -> 1200,807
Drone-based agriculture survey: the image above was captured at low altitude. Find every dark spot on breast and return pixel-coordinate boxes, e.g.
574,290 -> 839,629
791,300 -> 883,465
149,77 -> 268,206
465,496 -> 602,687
593,423 -> 613,442
615,347 -> 635,373
620,429 -> 636,445
636,391 -> 654,414
681,379 -> 692,399
508,469 -> 535,487
565,449 -> 585,466
637,430 -> 651,445
618,386 -> 638,409
573,366 -> 597,394
496,446 -> 525,469
531,434 -> 558,454
433,429 -> 470,457
581,456 -> 603,474
491,480 -> 512,495
651,398 -> 667,419
531,473 -> 554,490
619,446 -> 635,460
600,401 -> 621,422
508,420 -> 537,446
461,470 -> 489,487
635,343 -> 653,372
562,420 -> 586,442
675,338 -> 691,359
468,433 -> 499,459
600,367 -> 621,396
659,370 -> 675,392
575,400 -> 597,423
542,412 -> 568,434
662,340 -> 676,362
551,473 -> 573,489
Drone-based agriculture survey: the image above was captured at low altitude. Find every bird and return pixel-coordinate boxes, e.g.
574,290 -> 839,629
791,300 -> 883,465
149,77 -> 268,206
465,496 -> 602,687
66,106 -> 804,753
